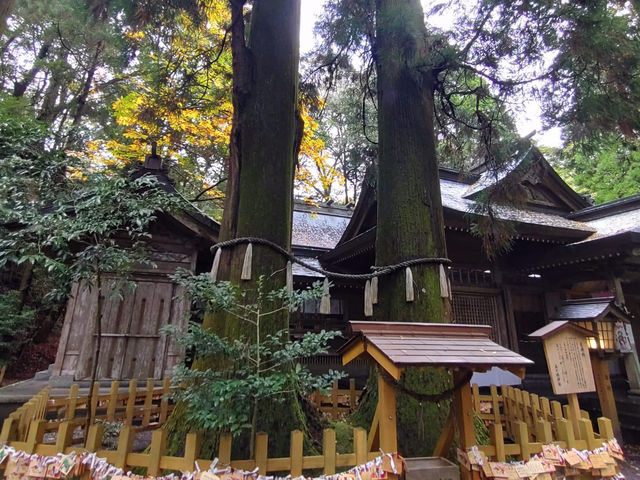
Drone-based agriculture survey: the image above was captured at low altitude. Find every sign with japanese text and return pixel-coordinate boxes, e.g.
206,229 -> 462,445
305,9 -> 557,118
542,329 -> 595,395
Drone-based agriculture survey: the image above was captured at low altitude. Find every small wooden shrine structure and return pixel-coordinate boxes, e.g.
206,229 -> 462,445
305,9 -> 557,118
340,321 -> 534,480
51,155 -> 219,382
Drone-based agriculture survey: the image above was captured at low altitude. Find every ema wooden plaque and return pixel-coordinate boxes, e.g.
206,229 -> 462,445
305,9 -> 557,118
542,329 -> 595,395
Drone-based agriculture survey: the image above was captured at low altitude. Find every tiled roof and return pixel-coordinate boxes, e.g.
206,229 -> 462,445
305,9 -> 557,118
550,297 -> 617,321
292,208 -> 352,249
291,256 -> 325,279
440,179 -> 594,233
580,209 -> 640,242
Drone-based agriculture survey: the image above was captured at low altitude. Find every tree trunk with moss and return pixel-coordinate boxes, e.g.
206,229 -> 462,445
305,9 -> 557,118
0,0 -> 15,36
165,0 -> 305,457
372,0 -> 452,456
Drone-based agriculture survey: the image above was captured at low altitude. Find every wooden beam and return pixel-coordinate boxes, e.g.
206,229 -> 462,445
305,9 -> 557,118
367,404 -> 380,452
452,370 -> 478,480
341,341 -> 365,366
377,375 -> 397,454
566,393 -> 581,439
432,408 -> 454,457
591,354 -> 622,441
367,345 -> 403,380
607,272 -> 640,393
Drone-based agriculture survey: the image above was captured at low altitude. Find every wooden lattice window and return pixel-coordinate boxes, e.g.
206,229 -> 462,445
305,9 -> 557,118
452,293 -> 504,344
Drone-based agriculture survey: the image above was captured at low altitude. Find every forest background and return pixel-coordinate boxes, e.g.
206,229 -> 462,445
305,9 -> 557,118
0,0 -> 638,383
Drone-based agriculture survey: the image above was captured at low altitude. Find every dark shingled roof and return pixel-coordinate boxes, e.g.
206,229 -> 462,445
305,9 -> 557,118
550,297 -> 629,322
341,321 -> 533,370
292,205 -> 352,250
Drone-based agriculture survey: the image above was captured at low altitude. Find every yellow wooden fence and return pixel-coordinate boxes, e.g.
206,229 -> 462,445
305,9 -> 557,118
2,419 -> 379,477
0,379 -> 172,444
471,384 -> 616,462
310,379 -> 361,420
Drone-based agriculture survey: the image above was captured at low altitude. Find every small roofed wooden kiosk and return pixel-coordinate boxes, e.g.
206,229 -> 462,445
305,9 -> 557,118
340,321 -> 533,480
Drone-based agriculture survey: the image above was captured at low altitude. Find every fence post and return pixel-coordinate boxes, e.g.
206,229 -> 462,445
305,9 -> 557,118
55,421 -> 75,453
67,384 -> 79,420
513,421 -> 531,460
354,427 -> 367,466
290,430 -> 304,477
159,378 -> 170,425
125,380 -> 137,426
530,394 -> 540,423
551,400 -> 563,434
148,428 -> 168,476
490,422 -> 506,462
0,418 -> 17,443
490,385 -> 501,424
184,433 -> 202,471
349,379 -> 357,411
579,418 -> 599,451
535,419 -> 553,444
85,424 -> 104,451
143,378 -> 154,427
540,397 -> 551,422
114,426 -> 134,470
514,389 -> 524,422
331,382 -> 339,420
556,418 -> 576,449
24,420 -> 46,454
106,381 -> 119,422
323,429 -> 336,475
90,382 -> 100,423
472,384 -> 481,414
219,434 -> 232,466
597,417 -> 615,441
523,392 -> 533,429
501,386 -> 511,437
255,433 -> 268,475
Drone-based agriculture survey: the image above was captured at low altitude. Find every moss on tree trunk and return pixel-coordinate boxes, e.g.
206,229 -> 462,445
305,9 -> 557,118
371,0 -> 453,455
165,0 -> 305,458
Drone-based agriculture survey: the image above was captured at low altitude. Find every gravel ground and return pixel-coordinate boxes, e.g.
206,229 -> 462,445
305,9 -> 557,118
621,445 -> 640,480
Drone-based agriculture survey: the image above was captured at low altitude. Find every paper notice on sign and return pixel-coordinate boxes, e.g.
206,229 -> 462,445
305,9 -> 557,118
542,330 -> 596,395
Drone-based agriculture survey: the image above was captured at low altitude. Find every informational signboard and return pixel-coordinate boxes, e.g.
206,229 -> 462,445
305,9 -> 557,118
542,329 -> 596,395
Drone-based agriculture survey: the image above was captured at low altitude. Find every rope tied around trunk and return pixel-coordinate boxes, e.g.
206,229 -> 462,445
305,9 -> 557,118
210,236 -> 451,281
379,368 -> 473,403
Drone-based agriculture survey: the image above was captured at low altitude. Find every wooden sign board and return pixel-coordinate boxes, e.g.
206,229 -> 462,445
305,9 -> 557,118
542,329 -> 595,395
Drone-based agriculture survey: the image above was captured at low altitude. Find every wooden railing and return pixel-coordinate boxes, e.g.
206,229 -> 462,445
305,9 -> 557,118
471,384 -> 615,461
310,379 -> 361,420
2,419 -> 381,477
0,379 -> 172,444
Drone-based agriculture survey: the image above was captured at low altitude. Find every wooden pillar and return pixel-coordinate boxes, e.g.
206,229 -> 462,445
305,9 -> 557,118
591,354 -> 622,440
452,370 -> 479,480
607,272 -> 640,392
377,374 -> 398,454
566,393 -> 581,439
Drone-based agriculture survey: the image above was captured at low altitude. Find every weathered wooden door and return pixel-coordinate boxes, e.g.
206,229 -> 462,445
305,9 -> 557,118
98,278 -> 187,380
55,277 -> 188,380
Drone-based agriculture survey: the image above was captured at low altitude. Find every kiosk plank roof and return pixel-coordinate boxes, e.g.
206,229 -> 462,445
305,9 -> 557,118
340,321 -> 533,378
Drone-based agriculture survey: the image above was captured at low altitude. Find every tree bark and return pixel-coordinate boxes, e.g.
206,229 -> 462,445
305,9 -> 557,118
182,0 -> 303,456
0,0 -> 15,37
13,42 -> 51,98
372,0 -> 452,455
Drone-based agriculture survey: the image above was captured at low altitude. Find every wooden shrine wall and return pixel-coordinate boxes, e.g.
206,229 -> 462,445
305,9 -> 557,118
52,239 -> 198,381
451,286 -> 510,347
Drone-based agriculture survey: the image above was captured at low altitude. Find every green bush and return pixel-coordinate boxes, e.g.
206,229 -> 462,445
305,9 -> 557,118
0,290 -> 35,366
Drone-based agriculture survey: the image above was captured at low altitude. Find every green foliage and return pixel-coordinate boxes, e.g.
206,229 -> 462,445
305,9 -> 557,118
0,94 -> 184,301
165,273 -> 345,436
552,136 -> 640,204
0,291 -> 35,366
